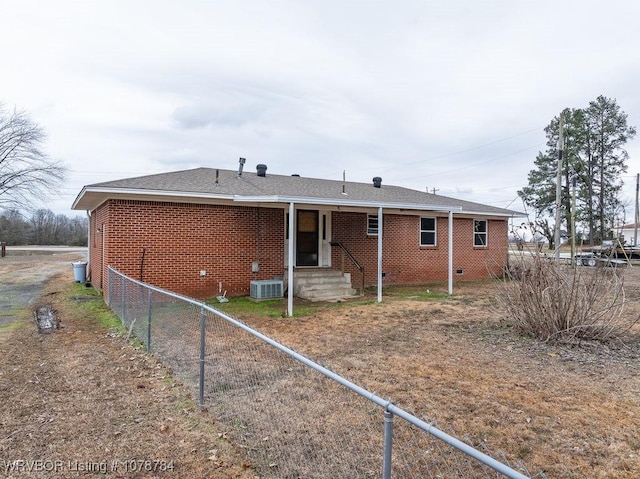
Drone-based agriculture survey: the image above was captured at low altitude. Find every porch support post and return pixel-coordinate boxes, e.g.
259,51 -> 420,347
377,206 -> 383,303
448,210 -> 453,295
287,202 -> 295,317
85,210 -> 91,279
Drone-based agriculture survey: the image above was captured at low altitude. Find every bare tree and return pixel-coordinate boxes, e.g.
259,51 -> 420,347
29,208 -> 57,244
0,103 -> 67,210
0,209 -> 28,244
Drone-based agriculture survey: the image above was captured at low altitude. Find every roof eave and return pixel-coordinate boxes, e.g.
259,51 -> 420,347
71,187 -> 236,211
458,208 -> 526,218
72,187 -> 522,218
233,195 -> 464,212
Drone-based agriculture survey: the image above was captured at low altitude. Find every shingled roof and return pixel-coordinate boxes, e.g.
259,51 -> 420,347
72,166 -> 522,217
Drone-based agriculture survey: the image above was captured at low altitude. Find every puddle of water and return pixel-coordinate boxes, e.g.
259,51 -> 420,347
34,306 -> 58,333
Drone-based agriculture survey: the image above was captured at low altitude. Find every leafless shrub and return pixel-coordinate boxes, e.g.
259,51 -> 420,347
496,255 -> 639,343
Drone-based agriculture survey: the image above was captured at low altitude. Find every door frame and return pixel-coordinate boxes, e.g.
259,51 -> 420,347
284,208 -> 332,267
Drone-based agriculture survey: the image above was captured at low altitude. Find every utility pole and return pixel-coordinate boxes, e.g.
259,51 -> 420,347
634,173 -> 639,246
571,173 -> 577,267
554,114 -> 564,261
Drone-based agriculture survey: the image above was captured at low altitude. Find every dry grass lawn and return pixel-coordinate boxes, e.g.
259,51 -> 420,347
243,273 -> 640,478
1,250 -> 639,478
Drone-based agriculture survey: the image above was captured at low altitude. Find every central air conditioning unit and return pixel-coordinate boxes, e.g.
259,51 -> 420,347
250,279 -> 284,299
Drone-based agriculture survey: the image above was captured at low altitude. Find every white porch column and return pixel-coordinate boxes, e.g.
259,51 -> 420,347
377,206 -> 383,303
85,210 -> 91,274
287,202 -> 295,317
448,210 -> 453,295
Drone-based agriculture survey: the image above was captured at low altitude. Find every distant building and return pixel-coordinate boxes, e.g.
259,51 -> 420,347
619,223 -> 640,246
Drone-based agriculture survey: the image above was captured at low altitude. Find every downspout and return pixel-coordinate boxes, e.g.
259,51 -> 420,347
85,210 -> 91,283
287,202 -> 295,317
100,223 -> 105,292
140,247 -> 147,282
377,206 -> 383,303
448,210 -> 453,295
255,208 -> 261,272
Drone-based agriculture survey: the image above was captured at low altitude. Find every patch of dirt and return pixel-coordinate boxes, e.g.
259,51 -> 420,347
0,251 -> 83,327
0,252 -> 254,478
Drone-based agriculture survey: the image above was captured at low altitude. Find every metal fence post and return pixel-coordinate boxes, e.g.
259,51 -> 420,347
382,406 -> 393,479
121,277 -> 126,326
199,307 -> 206,408
146,288 -> 152,351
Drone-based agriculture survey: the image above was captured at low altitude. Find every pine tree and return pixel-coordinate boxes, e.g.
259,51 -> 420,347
519,97 -> 635,246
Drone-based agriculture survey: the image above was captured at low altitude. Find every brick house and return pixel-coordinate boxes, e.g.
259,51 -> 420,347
72,161 -> 521,315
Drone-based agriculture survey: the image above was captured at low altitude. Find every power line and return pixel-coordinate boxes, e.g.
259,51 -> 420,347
394,143 -> 543,182
377,126 -> 544,173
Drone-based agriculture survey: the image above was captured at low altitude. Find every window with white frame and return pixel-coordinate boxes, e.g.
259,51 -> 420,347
474,219 -> 488,246
367,214 -> 379,235
420,217 -> 436,246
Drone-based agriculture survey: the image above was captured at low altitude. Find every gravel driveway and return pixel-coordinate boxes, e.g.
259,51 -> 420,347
0,247 -> 86,326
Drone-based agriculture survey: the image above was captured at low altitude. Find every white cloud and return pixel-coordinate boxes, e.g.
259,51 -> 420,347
1,0 -> 640,216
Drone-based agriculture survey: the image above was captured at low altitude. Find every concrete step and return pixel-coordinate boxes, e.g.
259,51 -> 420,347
303,294 -> 356,303
293,269 -> 358,301
294,269 -> 345,278
296,288 -> 357,301
297,283 -> 357,294
295,276 -> 351,286
297,281 -> 352,289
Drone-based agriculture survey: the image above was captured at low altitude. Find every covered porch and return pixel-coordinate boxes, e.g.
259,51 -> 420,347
234,194 -> 461,316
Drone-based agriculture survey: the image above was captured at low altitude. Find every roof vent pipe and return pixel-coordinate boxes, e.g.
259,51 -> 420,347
238,157 -> 246,177
373,177 -> 382,188
256,164 -> 267,177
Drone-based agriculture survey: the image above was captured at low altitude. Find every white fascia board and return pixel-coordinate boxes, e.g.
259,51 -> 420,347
71,187 -> 89,210
233,195 -> 464,212
72,187 -> 235,210
458,209 -> 527,218
95,187 -> 234,200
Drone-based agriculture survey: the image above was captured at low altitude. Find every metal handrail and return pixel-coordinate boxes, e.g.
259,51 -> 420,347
330,241 -> 365,295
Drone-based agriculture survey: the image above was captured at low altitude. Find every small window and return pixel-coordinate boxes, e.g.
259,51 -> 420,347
420,217 -> 436,246
367,215 -> 378,236
474,219 -> 488,247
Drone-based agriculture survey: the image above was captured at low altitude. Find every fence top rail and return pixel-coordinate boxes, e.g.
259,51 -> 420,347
108,266 -> 530,479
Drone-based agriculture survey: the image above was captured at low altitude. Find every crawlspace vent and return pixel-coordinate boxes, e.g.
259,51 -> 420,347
250,280 -> 283,299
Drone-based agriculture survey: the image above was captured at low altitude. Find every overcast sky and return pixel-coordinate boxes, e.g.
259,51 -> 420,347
2,0 -> 640,220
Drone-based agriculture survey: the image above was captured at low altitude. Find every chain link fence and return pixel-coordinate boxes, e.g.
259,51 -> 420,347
107,267 -> 543,479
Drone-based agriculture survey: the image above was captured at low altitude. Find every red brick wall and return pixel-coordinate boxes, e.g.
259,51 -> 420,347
332,212 -> 508,285
88,201 -> 508,299
88,202 -> 110,292
92,200 -> 285,299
